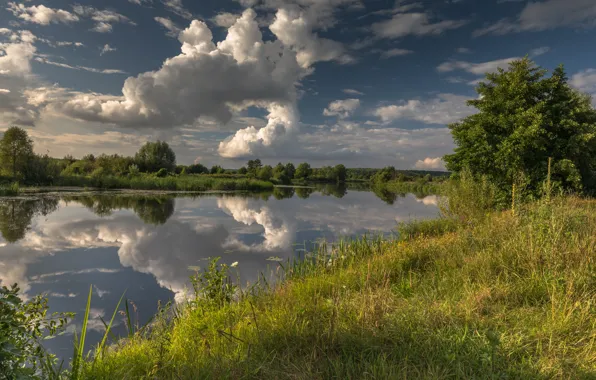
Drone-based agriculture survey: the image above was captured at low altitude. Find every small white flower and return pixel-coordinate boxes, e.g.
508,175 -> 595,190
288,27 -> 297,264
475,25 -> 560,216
230,261 -> 239,268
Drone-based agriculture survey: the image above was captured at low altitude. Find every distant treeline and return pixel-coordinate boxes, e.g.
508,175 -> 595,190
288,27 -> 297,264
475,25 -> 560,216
0,127 -> 448,190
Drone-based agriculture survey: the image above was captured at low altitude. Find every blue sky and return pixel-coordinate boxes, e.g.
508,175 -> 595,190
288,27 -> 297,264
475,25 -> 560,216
1,0 -> 595,168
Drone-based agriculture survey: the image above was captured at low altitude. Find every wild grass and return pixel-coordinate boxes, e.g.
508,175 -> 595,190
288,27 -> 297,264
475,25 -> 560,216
54,174 -> 274,192
0,182 -> 19,196
79,195 -> 596,379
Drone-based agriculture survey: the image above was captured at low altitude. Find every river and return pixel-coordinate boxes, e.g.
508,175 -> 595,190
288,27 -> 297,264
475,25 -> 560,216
0,185 -> 439,360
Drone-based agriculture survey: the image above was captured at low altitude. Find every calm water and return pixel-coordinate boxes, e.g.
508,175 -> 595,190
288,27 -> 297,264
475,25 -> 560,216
0,186 -> 439,359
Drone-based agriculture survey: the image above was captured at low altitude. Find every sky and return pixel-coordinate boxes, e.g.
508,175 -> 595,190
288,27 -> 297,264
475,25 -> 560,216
1,0 -> 596,169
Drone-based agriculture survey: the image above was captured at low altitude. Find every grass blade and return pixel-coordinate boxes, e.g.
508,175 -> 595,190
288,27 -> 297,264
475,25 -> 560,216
125,297 -> 133,337
72,284 -> 92,379
95,291 -> 126,362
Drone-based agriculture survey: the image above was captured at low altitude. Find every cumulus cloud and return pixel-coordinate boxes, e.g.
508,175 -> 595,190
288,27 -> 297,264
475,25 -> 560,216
7,3 -> 79,25
154,16 -> 181,37
373,93 -> 473,125
100,44 -> 116,56
269,7 -> 353,68
415,157 -> 444,170
323,98 -> 360,118
212,12 -> 241,28
474,0 -> 596,36
54,10 -> 302,132
370,2 -> 466,39
0,30 -> 40,125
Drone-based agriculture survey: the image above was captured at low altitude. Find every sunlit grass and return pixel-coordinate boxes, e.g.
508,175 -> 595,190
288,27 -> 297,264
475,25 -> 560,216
80,195 -> 596,379
0,182 -> 19,196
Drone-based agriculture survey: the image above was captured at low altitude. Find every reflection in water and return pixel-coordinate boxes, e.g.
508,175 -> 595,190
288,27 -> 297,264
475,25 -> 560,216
62,195 -> 176,225
0,198 -> 59,243
0,188 -> 440,359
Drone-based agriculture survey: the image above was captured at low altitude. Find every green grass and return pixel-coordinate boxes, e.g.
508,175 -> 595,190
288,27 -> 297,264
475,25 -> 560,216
80,196 -> 596,379
0,182 -> 19,196
54,174 -> 274,192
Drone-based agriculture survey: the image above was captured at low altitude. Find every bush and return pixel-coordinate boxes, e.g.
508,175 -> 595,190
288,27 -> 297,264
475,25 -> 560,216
0,284 -> 72,379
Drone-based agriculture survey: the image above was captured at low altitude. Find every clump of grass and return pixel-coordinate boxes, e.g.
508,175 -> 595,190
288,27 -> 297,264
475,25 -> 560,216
80,195 -> 596,379
0,182 -> 19,196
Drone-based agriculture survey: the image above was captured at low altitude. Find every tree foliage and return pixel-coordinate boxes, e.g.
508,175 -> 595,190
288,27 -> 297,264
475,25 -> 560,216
0,126 -> 34,179
444,58 -> 596,195
134,141 -> 176,173
295,162 -> 312,179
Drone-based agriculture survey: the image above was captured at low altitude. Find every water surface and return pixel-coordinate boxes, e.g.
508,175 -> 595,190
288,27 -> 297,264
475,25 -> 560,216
0,186 -> 439,359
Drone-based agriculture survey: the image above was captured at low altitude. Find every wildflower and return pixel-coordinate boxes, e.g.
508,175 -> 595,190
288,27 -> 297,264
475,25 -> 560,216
230,261 -> 239,268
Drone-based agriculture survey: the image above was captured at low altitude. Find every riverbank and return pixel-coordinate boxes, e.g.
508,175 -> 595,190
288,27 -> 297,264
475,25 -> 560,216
0,174 -> 275,194
81,195 -> 596,379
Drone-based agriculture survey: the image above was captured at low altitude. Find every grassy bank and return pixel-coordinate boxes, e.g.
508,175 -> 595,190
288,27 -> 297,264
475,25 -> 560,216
81,196 -> 596,379
53,174 -> 274,192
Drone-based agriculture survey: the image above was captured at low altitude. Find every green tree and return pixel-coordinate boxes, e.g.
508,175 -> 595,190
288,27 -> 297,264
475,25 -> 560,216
273,162 -> 285,176
0,127 -> 34,179
285,162 -> 296,179
247,159 -> 262,177
333,164 -> 347,183
257,165 -> 273,181
295,162 -> 312,180
210,165 -> 224,174
444,58 -> 596,195
134,141 -> 176,173
238,166 -> 248,175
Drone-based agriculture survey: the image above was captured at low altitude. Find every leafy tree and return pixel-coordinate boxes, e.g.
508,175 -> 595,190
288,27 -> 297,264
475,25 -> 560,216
257,165 -> 273,181
273,162 -> 285,176
0,127 -> 34,179
444,58 -> 596,195
187,163 -> 209,174
134,141 -> 176,173
238,166 -> 248,175
247,159 -> 262,176
210,165 -> 224,174
372,166 -> 396,183
295,162 -> 312,180
284,162 -> 296,179
0,198 -> 59,243
333,164 -> 347,183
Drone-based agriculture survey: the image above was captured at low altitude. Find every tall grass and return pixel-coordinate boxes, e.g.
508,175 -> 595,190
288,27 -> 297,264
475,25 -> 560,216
54,174 -> 274,192
79,194 -> 596,379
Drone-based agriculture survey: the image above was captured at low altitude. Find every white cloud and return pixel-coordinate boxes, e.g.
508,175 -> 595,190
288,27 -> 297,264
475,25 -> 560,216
474,0 -> 596,36
437,57 -> 517,75
213,12 -> 241,28
155,17 -> 181,37
7,3 -> 79,25
128,0 -> 152,4
529,46 -> 550,57
371,4 -> 466,39
415,157 -> 444,170
0,89 -> 10,93
0,28 -> 12,34
34,57 -> 126,74
323,98 -> 360,118
162,0 -> 193,20
343,88 -> 364,96
269,7 -> 353,68
100,44 -> 116,56
379,48 -> 413,59
51,9 -> 305,160
373,93 -> 473,125
571,69 -> 596,105
456,47 -> 471,53
72,5 -> 135,33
